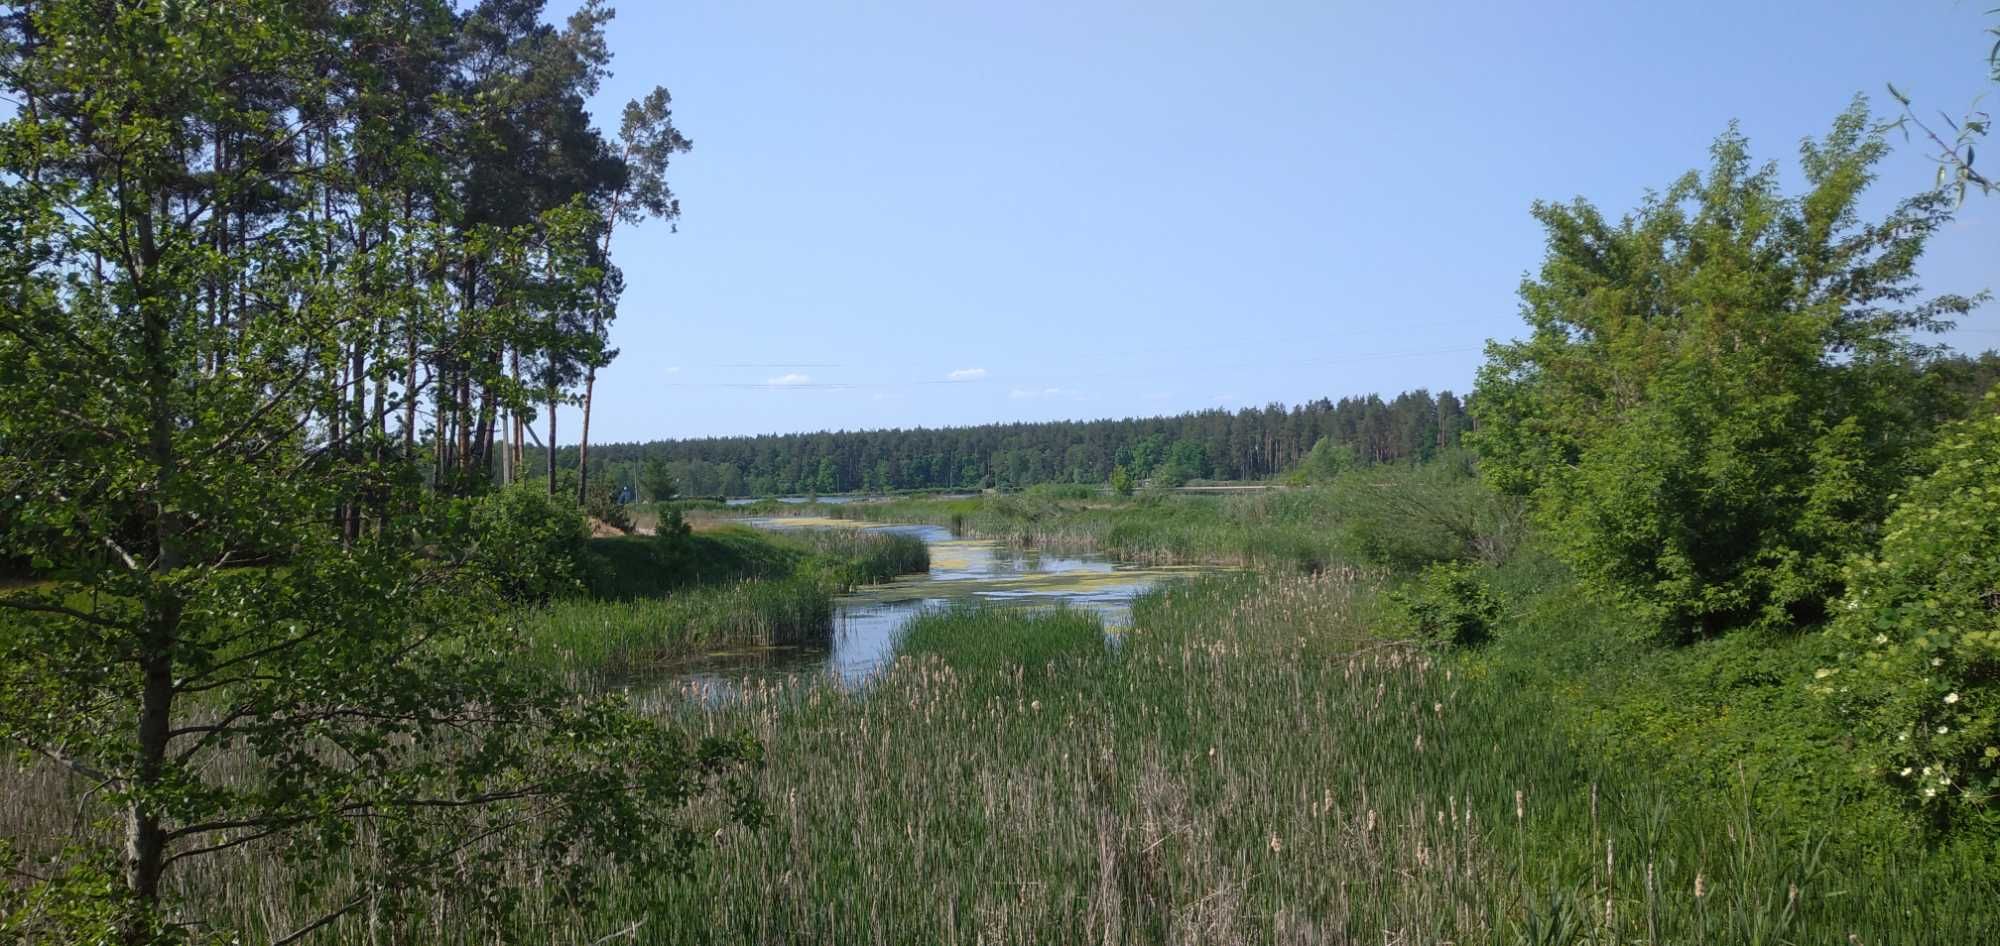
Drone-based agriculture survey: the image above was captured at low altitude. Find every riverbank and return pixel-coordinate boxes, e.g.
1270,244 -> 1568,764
521,525 -> 930,676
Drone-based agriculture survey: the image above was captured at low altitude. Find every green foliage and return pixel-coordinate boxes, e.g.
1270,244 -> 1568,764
1025,482 -> 1097,501
1473,103 -> 1979,637
893,606 -> 1106,678
1822,394 -> 2000,827
528,576 -> 835,674
640,458 -> 682,503
1109,465 -> 1135,496
467,483 -> 598,603
563,388 -> 1472,495
0,2 -> 744,939
1390,562 -> 1501,649
1321,455 -> 1525,569
1287,436 -> 1356,484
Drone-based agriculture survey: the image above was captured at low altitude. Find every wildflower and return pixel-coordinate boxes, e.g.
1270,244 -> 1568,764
1944,692 -> 1960,705
1873,634 -> 1888,645
1900,767 -> 1913,777
1814,668 -> 1834,679
1694,872 -> 1706,899
1030,700 -> 1042,711
1932,657 -> 1945,667
1938,726 -> 1950,735
1925,788 -> 1937,798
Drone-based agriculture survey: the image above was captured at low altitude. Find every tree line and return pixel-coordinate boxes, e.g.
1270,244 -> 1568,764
557,390 -> 1471,497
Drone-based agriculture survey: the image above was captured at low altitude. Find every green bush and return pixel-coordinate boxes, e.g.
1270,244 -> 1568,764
465,483 -> 596,602
1823,394 -> 2000,827
1390,561 -> 1501,649
1470,106 -> 1971,637
1325,456 -> 1524,569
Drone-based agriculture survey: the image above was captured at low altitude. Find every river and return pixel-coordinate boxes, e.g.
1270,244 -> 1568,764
664,519 -> 1215,688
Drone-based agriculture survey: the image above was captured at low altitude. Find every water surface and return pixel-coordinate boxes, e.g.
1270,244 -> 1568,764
665,520 -> 1213,687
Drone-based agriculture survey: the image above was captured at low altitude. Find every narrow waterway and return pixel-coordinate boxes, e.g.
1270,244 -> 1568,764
664,519 -> 1216,688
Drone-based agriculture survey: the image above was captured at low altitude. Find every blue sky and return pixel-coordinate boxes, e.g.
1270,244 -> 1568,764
556,0 -> 2000,443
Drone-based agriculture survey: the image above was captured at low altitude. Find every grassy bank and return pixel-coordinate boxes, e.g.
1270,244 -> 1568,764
510,570 -> 1996,944
733,462 -> 1518,574
526,524 -> 929,675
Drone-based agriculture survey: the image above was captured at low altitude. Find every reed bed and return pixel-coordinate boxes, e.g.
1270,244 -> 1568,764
10,568 -> 1996,943
526,575 -> 834,674
531,571 -> 1996,945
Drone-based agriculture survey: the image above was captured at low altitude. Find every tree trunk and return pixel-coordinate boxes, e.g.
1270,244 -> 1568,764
126,196 -> 182,944
547,390 -> 558,498
577,363 -> 596,505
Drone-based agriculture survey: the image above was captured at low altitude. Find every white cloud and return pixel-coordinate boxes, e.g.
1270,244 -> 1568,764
947,367 -> 988,382
768,372 -> 812,386
1010,386 -> 1066,400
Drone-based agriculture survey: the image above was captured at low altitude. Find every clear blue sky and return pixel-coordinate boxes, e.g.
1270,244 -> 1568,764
554,0 -> 2000,444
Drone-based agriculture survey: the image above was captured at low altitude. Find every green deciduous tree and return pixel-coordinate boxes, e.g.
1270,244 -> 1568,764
0,2 -> 752,941
1473,103 -> 1980,638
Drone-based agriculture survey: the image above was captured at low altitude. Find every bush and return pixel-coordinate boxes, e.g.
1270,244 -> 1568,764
1325,456 -> 1524,569
1390,561 -> 1501,649
465,484 -> 596,602
1471,107 -> 1971,637
1823,394 -> 2000,827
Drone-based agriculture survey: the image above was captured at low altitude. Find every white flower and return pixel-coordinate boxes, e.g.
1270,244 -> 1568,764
1944,692 -> 1960,705
1923,766 -> 1933,776
1932,657 -> 1945,667
1925,788 -> 1937,798
1873,634 -> 1888,645
1937,726 -> 1950,735
1900,767 -> 1913,777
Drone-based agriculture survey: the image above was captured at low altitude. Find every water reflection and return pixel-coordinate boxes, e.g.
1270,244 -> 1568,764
660,520 -> 1208,690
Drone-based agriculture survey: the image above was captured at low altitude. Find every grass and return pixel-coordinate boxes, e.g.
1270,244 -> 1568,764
433,567 -> 1985,945
893,605 -> 1107,677
528,524 -> 932,676
735,462 -> 1520,574
524,575 -> 834,675
15,482 -> 1997,943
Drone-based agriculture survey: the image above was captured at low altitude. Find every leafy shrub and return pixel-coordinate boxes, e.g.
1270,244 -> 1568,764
465,484 -> 595,602
1390,561 -> 1501,649
1471,107 -> 1971,637
1325,455 -> 1525,569
1109,465 -> 1134,496
1822,395 -> 2000,826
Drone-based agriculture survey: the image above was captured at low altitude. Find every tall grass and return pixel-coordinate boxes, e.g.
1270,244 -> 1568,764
555,573 -> 1992,945
530,525 -> 930,677
762,471 -> 1516,574
525,575 -> 833,675
10,567 -> 1995,942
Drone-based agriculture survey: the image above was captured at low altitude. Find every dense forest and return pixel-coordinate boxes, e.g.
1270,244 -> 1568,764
561,389 -> 1472,496
556,350 -> 2000,499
